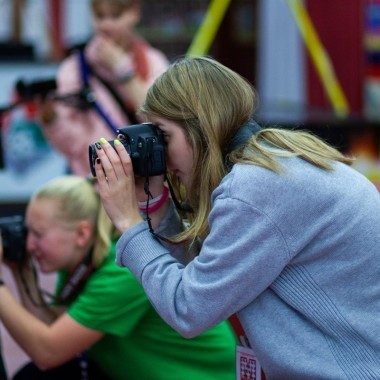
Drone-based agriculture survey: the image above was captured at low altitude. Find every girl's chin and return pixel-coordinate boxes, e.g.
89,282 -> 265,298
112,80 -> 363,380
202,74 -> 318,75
35,261 -> 53,274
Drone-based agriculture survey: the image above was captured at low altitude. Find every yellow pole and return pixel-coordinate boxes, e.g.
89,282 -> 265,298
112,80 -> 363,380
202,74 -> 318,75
186,0 -> 232,57
287,0 -> 349,118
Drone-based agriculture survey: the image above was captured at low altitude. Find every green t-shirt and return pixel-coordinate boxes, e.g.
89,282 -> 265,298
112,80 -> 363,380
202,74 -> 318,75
56,244 -> 236,380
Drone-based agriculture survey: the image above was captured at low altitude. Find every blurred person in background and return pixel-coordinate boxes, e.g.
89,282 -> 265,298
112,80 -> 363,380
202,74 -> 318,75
0,175 -> 236,380
36,0 -> 169,176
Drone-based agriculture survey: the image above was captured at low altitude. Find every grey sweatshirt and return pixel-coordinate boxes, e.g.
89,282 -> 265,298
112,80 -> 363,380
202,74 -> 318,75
116,157 -> 380,379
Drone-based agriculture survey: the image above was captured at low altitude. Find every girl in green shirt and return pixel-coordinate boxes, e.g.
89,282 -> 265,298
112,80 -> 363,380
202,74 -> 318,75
0,175 -> 236,379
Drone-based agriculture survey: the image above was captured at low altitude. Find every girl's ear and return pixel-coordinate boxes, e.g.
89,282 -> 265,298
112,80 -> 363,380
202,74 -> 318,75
75,221 -> 93,248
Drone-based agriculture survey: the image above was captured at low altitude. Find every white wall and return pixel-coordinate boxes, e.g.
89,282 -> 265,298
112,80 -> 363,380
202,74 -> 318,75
256,0 -> 306,123
0,0 -> 93,60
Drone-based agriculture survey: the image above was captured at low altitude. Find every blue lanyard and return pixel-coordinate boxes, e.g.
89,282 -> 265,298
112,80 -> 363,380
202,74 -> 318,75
78,49 -> 118,136
77,352 -> 89,380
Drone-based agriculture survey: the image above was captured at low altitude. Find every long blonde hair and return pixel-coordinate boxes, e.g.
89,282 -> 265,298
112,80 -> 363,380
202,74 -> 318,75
32,175 -> 113,268
140,56 -> 353,244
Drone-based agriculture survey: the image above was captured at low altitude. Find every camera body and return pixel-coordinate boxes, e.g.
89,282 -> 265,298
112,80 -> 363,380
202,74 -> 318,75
89,122 -> 166,178
15,78 -> 57,101
0,215 -> 27,262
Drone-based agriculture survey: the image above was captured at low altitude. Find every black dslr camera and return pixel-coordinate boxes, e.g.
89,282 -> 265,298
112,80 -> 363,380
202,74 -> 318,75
0,215 -> 27,262
15,78 -> 57,101
89,122 -> 166,178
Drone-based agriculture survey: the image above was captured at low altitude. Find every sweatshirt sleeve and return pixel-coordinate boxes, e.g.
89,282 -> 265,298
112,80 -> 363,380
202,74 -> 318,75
116,192 -> 291,338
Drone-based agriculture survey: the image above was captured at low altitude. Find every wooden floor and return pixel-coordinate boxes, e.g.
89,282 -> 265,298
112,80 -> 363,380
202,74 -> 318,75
0,266 -> 56,379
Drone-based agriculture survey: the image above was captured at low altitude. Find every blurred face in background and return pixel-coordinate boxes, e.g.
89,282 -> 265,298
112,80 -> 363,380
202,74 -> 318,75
26,198 -> 87,274
91,0 -> 141,48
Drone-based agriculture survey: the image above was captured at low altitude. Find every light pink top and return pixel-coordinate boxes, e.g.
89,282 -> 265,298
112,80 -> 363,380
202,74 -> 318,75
42,42 -> 169,176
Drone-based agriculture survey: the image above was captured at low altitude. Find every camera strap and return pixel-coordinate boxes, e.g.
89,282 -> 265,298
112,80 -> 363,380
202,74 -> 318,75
55,248 -> 94,303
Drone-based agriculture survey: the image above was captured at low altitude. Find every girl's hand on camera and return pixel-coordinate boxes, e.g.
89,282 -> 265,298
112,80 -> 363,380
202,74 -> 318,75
95,138 -> 143,233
